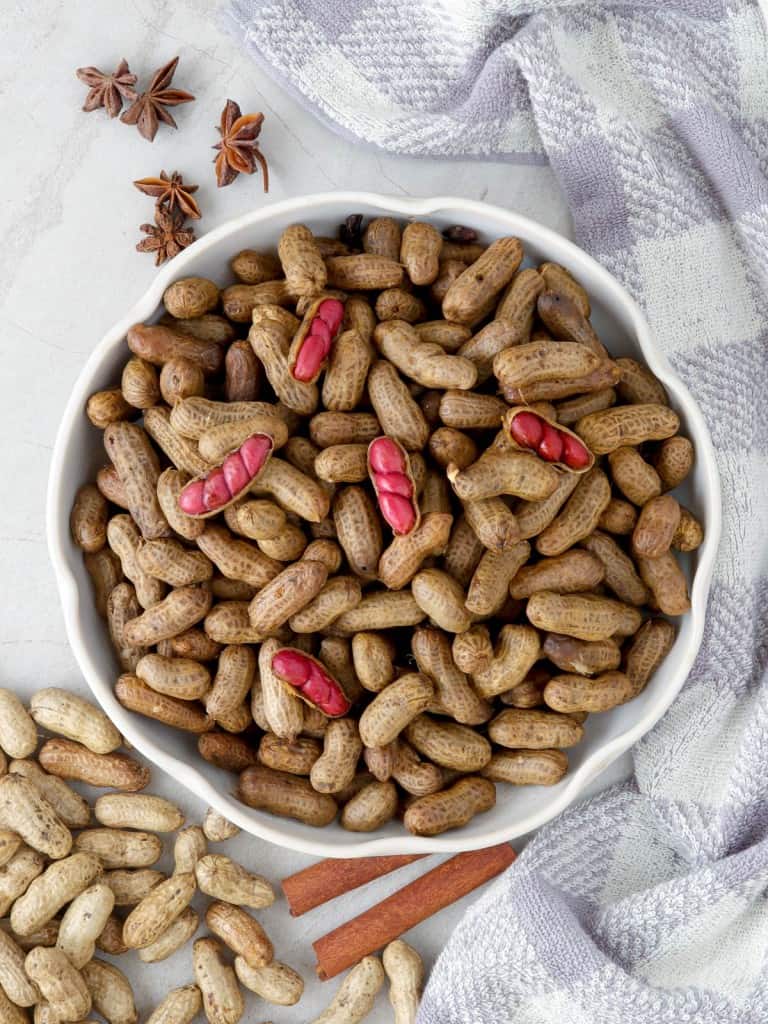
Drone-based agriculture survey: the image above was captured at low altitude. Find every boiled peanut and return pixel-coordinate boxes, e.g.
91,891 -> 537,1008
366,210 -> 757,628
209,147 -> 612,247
146,985 -> 202,1024
632,494 -> 681,557
383,939 -> 424,1024
74,827 -> 162,869
202,809 -> 240,843
472,625 -> 541,699
195,854 -> 273,909
115,674 -> 213,734
449,448 -> 558,503
0,847 -> 45,917
30,688 -> 121,754
608,446 -> 662,506
636,551 -> 691,615
193,937 -> 244,1024
103,422 -> 170,540
404,776 -> 495,836
12,852 -> 102,936
412,627 -> 490,725
598,497 -> 638,535
367,360 -> 429,451
137,906 -> 200,964
311,955 -> 385,1024
652,435 -> 694,490
84,549 -> 123,617
123,586 -> 212,646
278,224 -> 327,296
205,900 -> 272,969
103,868 -> 164,907
0,690 -> 37,760
310,719 -> 363,794
581,530 -> 650,605
527,591 -> 642,641
542,633 -> 621,676
56,883 -> 115,969
443,236 -> 523,324
25,947 -> 91,1021
488,708 -> 584,749
173,826 -> 207,875
87,387 -> 134,429
341,780 -> 398,832
405,715 -> 490,772
359,674 -> 434,748
616,357 -> 668,405
71,485 -> 108,553
135,654 -> 211,700
378,512 -> 453,590
375,320 -> 477,390
535,467 -> 611,556
8,760 -> 90,830
234,956 -> 304,1006
576,403 -> 679,453
0,774 -> 72,859
38,740 -> 150,792
123,872 -> 195,949
673,507 -> 704,551
238,764 -> 337,826
466,543 -> 530,616
94,793 -> 184,832
411,568 -> 471,633
482,749 -> 568,786
509,549 -> 604,598
544,670 -> 635,713
108,514 -> 168,608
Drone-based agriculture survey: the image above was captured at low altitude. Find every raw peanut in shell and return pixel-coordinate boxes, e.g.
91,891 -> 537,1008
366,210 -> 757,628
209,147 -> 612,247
127,323 -> 223,374
404,776 -> 495,836
136,654 -> 210,700
500,668 -> 549,707
288,297 -> 346,383
171,628 -> 222,660
598,497 -> 638,535
177,432 -> 274,518
74,827 -> 162,869
542,634 -> 622,676
226,499 -> 286,541
472,624 -> 541,699
230,249 -> 282,284
535,467 -> 611,556
197,416 -> 290,463
146,985 -> 202,1024
331,589 -> 426,635
405,715 -> 490,772
195,854 -> 274,909
363,217 -> 401,260
363,742 -> 397,781
322,327 -> 373,411
526,591 -> 643,641
509,549 -> 605,599
368,436 -> 420,536
248,558 -> 328,632
7,760 -> 90,829
311,412 -> 381,448
87,387 -> 135,429
156,469 -> 205,541
537,290 -> 609,358
258,733 -> 321,775
352,633 -> 396,693
123,586 -> 212,646
94,793 -> 184,832
0,773 -> 72,859
278,224 -> 328,296
466,543 -> 531,617
137,537 -> 212,588
224,340 -> 261,403
234,957 -> 304,1006
493,339 -> 602,390
515,471 -> 580,541
103,422 -> 169,540
108,515 -> 167,608
374,320 -> 477,390
104,868 -> 164,906
555,387 -> 616,426
412,627 -> 491,725
378,512 -> 453,590
170,397 -> 285,439
310,719 -> 363,794
198,732 -> 257,772
173,827 -> 207,875
495,266 -> 546,335
443,515 -> 484,586
359,674 -> 434,748
84,549 -> 122,617
222,280 -> 294,321
325,253 -> 404,290
159,358 -> 205,406
333,486 -> 383,580
0,847 -> 45,917
197,525 -> 282,588
390,739 -> 443,797
252,457 -> 330,522
38,739 -> 150,791
206,901 -> 273,969
56,883 -> 115,969
206,645 -> 256,719
500,361 -> 622,404
0,689 -> 37,759
249,319 -> 319,415
673,507 -> 704,551
341,780 -> 398,832
489,707 -> 584,749
607,446 -> 662,506
411,568 -> 471,633
539,262 -> 590,316
376,288 -> 427,323
624,618 -> 676,694
463,497 -> 520,552
288,576 -> 362,633
652,435 -> 694,490
0,928 -> 41,1006
383,939 -> 424,1024
502,406 -> 594,472
442,236 -> 523,324
71,485 -> 108,553
576,403 -> 679,454
449,448 -> 558,503
123,872 -> 196,949
451,625 -> 494,675
367,360 -> 430,451
439,389 -> 507,429
202,809 -> 240,842
82,958 -> 138,1024
616,357 -> 668,406
107,582 -> 146,672
193,937 -> 244,1024
400,221 -> 442,285
458,320 -> 526,385
315,444 -> 369,483
481,749 -> 568,786
428,427 -> 478,470
636,551 -> 691,616
164,277 -> 219,319
238,764 -> 338,826
544,670 -> 635,713
164,312 -> 236,345
11,852 -> 102,936
24,946 -> 91,1020
632,494 -> 681,557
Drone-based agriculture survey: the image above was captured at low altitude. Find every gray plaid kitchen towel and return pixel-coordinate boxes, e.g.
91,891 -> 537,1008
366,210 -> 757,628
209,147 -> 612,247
228,1 -> 768,1019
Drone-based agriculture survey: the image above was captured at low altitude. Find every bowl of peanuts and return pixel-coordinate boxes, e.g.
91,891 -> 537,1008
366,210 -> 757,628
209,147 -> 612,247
48,192 -> 721,855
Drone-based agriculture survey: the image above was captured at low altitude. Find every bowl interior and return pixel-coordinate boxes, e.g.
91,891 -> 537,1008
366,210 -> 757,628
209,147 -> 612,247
49,193 -> 720,855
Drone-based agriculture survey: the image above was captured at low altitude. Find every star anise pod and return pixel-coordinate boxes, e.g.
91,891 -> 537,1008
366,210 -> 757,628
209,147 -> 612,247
133,170 -> 201,219
121,57 -> 195,142
75,59 -> 137,118
136,205 -> 195,265
212,100 -> 269,190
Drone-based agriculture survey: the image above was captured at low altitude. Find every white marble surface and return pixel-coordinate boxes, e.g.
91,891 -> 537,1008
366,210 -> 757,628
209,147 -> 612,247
0,1 -> 631,1020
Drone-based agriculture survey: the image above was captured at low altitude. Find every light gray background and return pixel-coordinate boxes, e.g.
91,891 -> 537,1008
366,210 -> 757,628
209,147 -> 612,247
0,2 -> 630,1018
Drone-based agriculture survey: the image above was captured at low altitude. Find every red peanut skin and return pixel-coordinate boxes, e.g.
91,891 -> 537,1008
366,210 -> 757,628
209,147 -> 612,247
367,436 -> 420,535
504,408 -> 593,473
271,648 -> 351,717
178,433 -> 273,517
291,299 -> 346,383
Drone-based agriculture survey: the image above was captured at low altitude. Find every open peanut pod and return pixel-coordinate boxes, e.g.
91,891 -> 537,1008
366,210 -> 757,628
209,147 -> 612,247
287,296 -> 346,383
367,435 -> 422,536
502,406 -> 594,473
271,648 -> 352,717
178,432 -> 274,517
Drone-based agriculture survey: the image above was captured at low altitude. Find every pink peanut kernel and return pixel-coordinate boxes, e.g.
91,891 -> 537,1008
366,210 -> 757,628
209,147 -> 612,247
317,298 -> 345,333
291,298 -> 346,382
508,411 -> 590,470
369,437 -> 406,475
271,649 -> 351,717
368,436 -> 417,535
178,433 -> 273,517
379,493 -> 416,534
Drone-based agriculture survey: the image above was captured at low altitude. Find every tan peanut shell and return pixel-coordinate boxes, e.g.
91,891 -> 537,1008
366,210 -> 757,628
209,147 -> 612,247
383,939 -> 423,1024
428,427 -> 478,471
234,957 -> 304,1006
144,406 -> 213,478
81,958 -> 137,1024
624,618 -> 676,694
25,946 -> 91,1021
375,320 -> 477,390
544,670 -> 635,713
137,907 -> 200,964
460,497 -> 518,553
258,733 -> 321,775
331,589 -> 426,634
449,448 -> 558,503
404,776 -> 495,836
466,543 -> 531,616
351,633 -> 396,693
205,900 -> 273,970
115,674 -> 213,734
156,469 -> 205,541
359,674 -> 434,748
87,387 -> 134,429
122,586 -> 211,646
378,512 -> 452,590
636,551 -> 691,615
576,403 -> 679,453
315,443 -> 369,482
231,249 -> 282,283
257,638 -> 304,741
509,549 -> 604,598
108,514 -> 167,608
222,280 -> 294,322
193,937 -> 244,1024
103,868 -> 164,906
652,435 -> 694,490
253,457 -> 330,521
526,591 -> 643,641
412,627 -> 491,725
439,389 -> 507,430
0,829 -> 23,869
411,568 -> 471,633
278,224 -> 327,296
195,854 -> 274,909
0,928 -> 41,1006
198,416 -> 288,463
0,847 -> 45,917
536,291 -> 608,358
472,625 -> 541,699
84,548 -> 123,617
238,764 -> 337,826
632,494 -> 681,557
367,360 -> 429,451
376,287 -> 427,323
325,253 -> 404,290
123,871 -> 196,949
32,688 -> 121,755
405,715 -> 490,772
198,732 -> 257,773
515,471 -> 580,541
135,654 -> 210,700
616,357 -> 668,405
598,497 -> 638,535
673,507 -> 704,551
500,667 -> 550,709
197,525 -> 281,589
204,602 -> 271,644
249,320 -> 319,416
494,340 -> 602,392
311,955 -> 385,1024
0,690 -> 38,759
442,236 -> 523,324
56,883 -> 114,969
341,780 -> 398,832
363,217 -> 401,260
607,446 -> 662,506
556,387 -> 616,425
158,357 -> 205,406
38,739 -> 150,792
580,530 -> 650,606
322,327 -> 373,411
310,719 -> 363,794
226,499 -> 286,540
94,793 -> 184,832
138,537 -> 213,588
443,515 -> 484,586
224,340 -> 261,403
400,221 -> 442,285
535,467 -> 611,556
146,985 -> 203,1024
11,852 -> 102,936
489,707 -> 584,749
248,558 -> 327,632
71,485 -> 108,553
482,749 -> 568,786
333,487 -> 383,581
172,826 -> 207,876
542,633 -> 622,676
74,827 -> 162,869
0,774 -> 72,859
8,760 -> 90,830
0,985 -> 29,1024
451,625 -> 493,675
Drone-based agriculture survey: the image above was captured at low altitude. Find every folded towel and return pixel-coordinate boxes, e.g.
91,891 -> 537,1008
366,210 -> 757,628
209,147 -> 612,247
228,2 -> 768,1019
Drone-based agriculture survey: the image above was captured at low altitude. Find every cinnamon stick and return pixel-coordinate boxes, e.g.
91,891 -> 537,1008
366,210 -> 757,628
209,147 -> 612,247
282,855 -> 426,917
313,844 -> 516,979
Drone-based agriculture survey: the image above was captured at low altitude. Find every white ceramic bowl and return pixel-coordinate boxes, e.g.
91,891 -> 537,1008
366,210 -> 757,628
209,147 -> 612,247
48,192 -> 721,856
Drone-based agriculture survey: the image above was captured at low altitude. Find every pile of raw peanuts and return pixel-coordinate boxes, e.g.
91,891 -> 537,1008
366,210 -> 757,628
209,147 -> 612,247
0,686 -> 422,1023
72,216 -> 703,841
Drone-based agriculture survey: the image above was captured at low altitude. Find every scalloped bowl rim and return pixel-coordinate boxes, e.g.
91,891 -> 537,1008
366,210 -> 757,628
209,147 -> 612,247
47,192 -> 721,856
